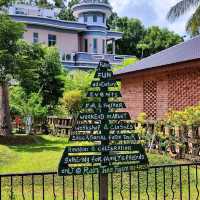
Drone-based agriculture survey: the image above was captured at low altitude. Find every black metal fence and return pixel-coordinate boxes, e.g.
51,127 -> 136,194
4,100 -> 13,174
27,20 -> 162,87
0,163 -> 200,200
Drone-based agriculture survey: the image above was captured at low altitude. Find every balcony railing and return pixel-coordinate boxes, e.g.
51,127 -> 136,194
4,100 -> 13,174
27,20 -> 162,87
61,52 -> 133,68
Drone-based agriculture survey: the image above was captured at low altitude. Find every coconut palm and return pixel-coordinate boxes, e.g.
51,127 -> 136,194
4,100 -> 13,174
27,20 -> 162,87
167,0 -> 200,36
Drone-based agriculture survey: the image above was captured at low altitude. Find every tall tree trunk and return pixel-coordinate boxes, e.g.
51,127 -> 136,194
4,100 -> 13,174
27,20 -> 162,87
0,81 -> 12,135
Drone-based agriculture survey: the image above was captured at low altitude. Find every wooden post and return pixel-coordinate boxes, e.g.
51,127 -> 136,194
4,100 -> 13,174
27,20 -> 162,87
99,75 -> 108,200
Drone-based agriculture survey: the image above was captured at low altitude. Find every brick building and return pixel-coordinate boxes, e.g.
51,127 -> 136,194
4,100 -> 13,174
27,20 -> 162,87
114,35 -> 200,121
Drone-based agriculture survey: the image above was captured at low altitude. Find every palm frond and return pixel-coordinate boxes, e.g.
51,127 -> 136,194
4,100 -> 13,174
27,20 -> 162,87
167,0 -> 200,21
186,5 -> 200,35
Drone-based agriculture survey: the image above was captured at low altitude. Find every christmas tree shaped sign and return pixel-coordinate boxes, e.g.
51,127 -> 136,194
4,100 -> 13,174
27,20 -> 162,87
58,60 -> 148,176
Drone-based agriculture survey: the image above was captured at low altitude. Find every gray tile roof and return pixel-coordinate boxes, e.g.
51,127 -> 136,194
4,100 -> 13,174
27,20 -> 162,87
114,35 -> 200,76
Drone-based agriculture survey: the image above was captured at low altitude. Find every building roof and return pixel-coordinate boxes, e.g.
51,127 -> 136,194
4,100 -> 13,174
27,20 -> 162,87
114,35 -> 200,76
11,15 -> 87,31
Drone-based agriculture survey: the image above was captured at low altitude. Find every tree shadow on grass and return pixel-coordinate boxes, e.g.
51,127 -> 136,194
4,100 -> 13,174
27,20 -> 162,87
0,134 -> 69,153
0,134 -> 68,146
9,145 -> 64,153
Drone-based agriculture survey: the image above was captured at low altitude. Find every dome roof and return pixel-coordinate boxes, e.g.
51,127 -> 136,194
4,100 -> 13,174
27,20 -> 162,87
79,0 -> 110,5
73,0 -> 112,18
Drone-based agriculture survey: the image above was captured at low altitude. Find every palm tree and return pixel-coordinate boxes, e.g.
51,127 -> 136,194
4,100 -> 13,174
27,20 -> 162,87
167,0 -> 200,36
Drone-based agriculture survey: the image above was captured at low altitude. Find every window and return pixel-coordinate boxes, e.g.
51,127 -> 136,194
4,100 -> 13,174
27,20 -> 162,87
93,15 -> 97,23
15,8 -> 25,15
93,38 -> 97,53
33,32 -> 38,43
48,34 -> 56,46
84,15 -> 88,23
84,39 -> 88,52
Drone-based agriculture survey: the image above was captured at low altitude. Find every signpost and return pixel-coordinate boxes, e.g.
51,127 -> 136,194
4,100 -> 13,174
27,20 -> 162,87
58,60 -> 149,200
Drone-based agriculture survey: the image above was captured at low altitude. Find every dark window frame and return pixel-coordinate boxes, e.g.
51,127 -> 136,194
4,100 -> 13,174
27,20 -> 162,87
48,34 -> 56,46
84,15 -> 88,23
33,32 -> 39,43
93,38 -> 98,53
93,15 -> 97,23
84,39 -> 88,52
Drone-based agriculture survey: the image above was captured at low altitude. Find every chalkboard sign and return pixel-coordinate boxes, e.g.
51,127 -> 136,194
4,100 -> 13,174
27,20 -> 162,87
94,71 -> 113,79
87,91 -> 122,98
64,153 -> 145,164
91,80 -> 117,88
74,122 -> 134,131
78,112 -> 130,120
70,133 -> 139,141
66,144 -> 144,153
59,164 -> 147,176
58,60 -> 149,177
83,102 -> 126,109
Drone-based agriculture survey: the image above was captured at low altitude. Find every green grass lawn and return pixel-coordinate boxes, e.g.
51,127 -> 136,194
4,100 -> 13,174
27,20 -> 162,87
0,135 -> 176,174
0,135 -> 198,200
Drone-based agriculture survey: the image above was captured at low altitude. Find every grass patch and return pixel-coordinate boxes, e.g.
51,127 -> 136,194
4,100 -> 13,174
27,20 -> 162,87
0,135 -> 198,200
0,135 -> 177,174
0,135 -> 67,173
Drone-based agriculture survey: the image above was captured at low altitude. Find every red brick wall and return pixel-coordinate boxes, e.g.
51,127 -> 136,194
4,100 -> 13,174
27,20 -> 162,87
119,60 -> 200,120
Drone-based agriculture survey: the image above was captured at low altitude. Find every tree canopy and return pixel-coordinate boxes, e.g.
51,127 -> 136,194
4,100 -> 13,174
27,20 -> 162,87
167,0 -> 200,36
58,0 -> 79,21
0,14 -> 25,135
9,86 -> 47,119
0,14 -> 25,83
109,15 -> 183,58
137,26 -> 183,58
113,17 -> 146,57
16,42 -> 65,112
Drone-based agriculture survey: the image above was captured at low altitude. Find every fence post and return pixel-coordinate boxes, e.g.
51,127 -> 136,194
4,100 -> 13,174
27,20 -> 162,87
100,174 -> 108,200
0,176 -> 1,200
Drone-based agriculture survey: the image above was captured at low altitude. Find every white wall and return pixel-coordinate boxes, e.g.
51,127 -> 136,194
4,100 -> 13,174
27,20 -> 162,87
23,27 -> 79,54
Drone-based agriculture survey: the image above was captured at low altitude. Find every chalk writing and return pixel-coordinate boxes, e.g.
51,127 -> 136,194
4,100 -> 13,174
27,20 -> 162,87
87,91 -> 121,98
78,112 -> 130,120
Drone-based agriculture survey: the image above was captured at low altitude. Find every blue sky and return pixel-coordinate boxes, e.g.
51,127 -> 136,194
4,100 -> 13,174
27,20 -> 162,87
110,0 -> 195,36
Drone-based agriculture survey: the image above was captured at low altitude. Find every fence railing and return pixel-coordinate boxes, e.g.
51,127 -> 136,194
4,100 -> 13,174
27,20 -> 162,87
0,163 -> 200,200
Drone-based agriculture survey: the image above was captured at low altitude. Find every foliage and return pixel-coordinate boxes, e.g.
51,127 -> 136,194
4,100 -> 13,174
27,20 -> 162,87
0,14 -> 25,135
0,0 -> 13,7
15,40 -> 44,93
9,86 -> 47,119
0,14 -> 25,82
167,0 -> 200,36
136,112 -> 147,125
136,43 -> 149,58
60,90 -> 82,116
65,70 -> 94,92
137,26 -> 183,58
17,42 -> 65,112
113,17 -> 146,57
165,104 -> 200,127
107,12 -> 118,30
58,0 -> 79,21
39,46 -> 65,110
109,15 -> 183,58
59,70 -> 93,115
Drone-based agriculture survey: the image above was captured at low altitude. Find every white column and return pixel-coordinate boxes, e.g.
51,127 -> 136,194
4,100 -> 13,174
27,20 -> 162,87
105,40 -> 107,54
112,39 -> 116,55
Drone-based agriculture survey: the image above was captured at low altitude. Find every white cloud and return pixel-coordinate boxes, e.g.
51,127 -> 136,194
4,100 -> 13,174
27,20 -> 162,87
109,0 -> 195,35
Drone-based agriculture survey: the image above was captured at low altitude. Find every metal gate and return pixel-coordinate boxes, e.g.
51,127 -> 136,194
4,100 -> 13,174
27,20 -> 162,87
0,163 -> 199,200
